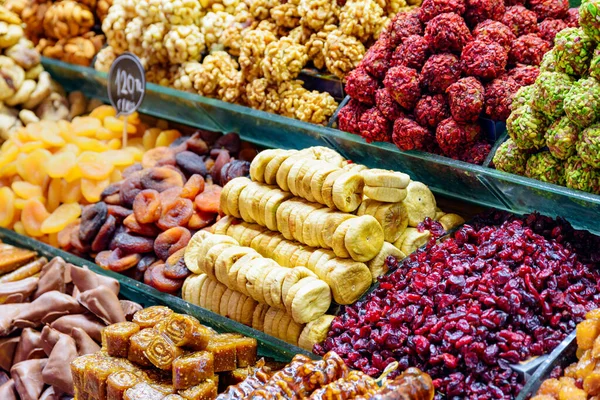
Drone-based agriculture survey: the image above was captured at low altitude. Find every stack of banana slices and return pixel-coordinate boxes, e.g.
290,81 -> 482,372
183,231 -> 336,349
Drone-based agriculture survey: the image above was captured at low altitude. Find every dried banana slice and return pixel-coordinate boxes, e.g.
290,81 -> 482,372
250,149 -> 280,182
361,169 -> 410,189
363,186 -> 407,203
394,227 -> 431,255
367,242 -> 406,282
298,315 -> 335,351
404,181 -> 437,227
332,171 -> 364,212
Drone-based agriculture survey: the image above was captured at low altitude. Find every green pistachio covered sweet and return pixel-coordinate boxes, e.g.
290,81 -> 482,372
564,77 -> 600,128
576,123 -> 600,168
512,85 -> 535,111
540,50 -> 557,73
589,46 -> 600,80
506,104 -> 549,150
525,151 -> 565,185
554,28 -> 595,77
546,116 -> 580,160
492,138 -> 529,175
580,0 -> 600,43
533,72 -> 574,119
564,155 -> 600,194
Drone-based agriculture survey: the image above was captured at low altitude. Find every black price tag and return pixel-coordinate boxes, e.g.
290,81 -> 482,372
108,52 -> 146,116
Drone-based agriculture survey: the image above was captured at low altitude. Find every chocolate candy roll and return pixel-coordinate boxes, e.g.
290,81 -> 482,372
163,314 -> 211,350
144,334 -> 183,370
102,322 -> 140,358
132,306 -> 174,329
173,351 -> 215,390
107,371 -> 143,400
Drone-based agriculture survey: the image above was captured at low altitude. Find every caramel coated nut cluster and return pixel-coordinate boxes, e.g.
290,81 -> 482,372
37,32 -> 104,67
43,0 -> 95,40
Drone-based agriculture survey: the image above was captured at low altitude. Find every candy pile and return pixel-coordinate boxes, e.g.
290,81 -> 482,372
532,309 -> 600,400
0,105 -> 184,248
4,0 -> 107,67
338,0 -> 577,164
494,4 -> 600,195
0,244 -> 143,399
71,305 -> 259,400
316,212 -> 600,398
63,130 -> 255,293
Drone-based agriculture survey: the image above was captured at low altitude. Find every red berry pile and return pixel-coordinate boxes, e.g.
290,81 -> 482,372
339,0 -> 578,165
315,212 -> 600,399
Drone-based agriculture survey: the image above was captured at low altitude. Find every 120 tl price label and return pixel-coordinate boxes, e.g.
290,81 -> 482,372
108,53 -> 146,116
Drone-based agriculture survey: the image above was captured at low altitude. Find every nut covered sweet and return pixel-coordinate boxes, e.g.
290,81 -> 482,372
508,64 -> 540,86
507,104 -> 548,150
424,12 -> 472,53
414,94 -> 450,128
418,0 -> 466,23
359,107 -> 392,143
553,27 -> 595,77
576,124 -> 600,168
383,10 -> 424,46
420,53 -> 461,93
436,117 -> 480,155
509,34 -> 551,66
493,138 -> 529,175
580,0 -> 600,43
564,155 -> 600,193
391,35 -> 429,70
375,88 -> 405,121
463,0 -> 505,27
472,19 -> 515,51
446,77 -> 484,123
338,99 -> 367,134
345,68 -> 380,105
461,39 -> 508,79
483,76 -> 520,121
563,77 -> 600,128
501,5 -> 538,36
383,65 -> 421,110
525,151 -> 565,185
539,19 -> 568,44
392,118 -> 431,150
545,116 -> 580,160
533,71 -> 574,119
528,0 -> 569,21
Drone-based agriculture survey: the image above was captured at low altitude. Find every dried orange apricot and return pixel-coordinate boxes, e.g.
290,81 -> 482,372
194,184 -> 222,214
47,178 -> 62,213
45,151 -> 78,179
119,112 -> 141,124
41,203 -> 82,234
96,127 -> 121,141
133,189 -> 162,224
61,179 -> 82,204
81,178 -> 111,203
57,143 -> 81,156
141,147 -> 176,169
157,198 -> 193,230
89,105 -> 117,121
0,187 -> 15,227
124,146 -> 143,162
40,132 -> 66,148
48,233 -> 59,248
72,116 -> 102,137
73,137 -> 110,152
21,141 -> 46,153
181,174 -> 205,200
0,144 -> 18,169
105,116 -> 137,134
108,139 -> 122,150
13,221 -> 26,236
21,198 -> 50,237
63,165 -> 83,183
77,152 -> 113,180
110,168 -> 123,183
104,150 -> 135,166
155,129 -> 181,147
0,162 -> 17,178
17,149 -> 51,186
143,128 -> 161,150
11,181 -> 43,199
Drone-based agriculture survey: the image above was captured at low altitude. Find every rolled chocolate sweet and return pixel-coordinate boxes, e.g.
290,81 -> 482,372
162,314 -> 211,350
0,379 -> 17,400
132,306 -> 174,329
70,265 -> 120,295
79,285 -> 126,324
144,334 -> 184,370
13,328 -> 44,364
42,334 -> 78,395
0,257 -> 47,283
120,300 -> 143,321
107,370 -> 143,400
51,313 -> 105,342
40,326 -> 66,357
13,291 -> 85,329
11,358 -> 48,400
0,337 -> 19,370
102,322 -> 140,358
72,327 -> 101,355
0,277 -> 38,304
33,257 -> 66,299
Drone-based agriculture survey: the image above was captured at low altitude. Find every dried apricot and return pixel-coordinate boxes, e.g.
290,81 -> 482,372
79,201 -> 108,243
107,205 -> 133,221
17,149 -> 51,186
154,227 -> 191,261
81,178 -> 111,203
89,105 -> 117,121
45,151 -> 78,179
123,214 -> 161,237
148,263 -> 184,293
96,127 -> 121,141
72,116 -> 102,137
104,150 -> 135,166
41,203 -> 82,234
157,198 -> 193,230
61,179 -> 82,203
120,172 -> 144,208
91,214 -> 117,253
181,174 -> 205,200
73,137 -> 110,152
142,128 -> 161,150
141,147 -> 176,169
108,139 -> 122,150
110,168 -> 123,184
164,254 -> 190,280
21,141 -> 46,153
58,221 -> 77,250
13,221 -> 26,236
0,144 -> 18,170
96,248 -> 141,272
46,179 -> 61,213
133,189 -> 162,224
0,187 -> 16,227
141,167 -> 184,192
104,116 -> 137,134
21,198 -> 50,237
78,152 -> 113,180
124,146 -> 144,162
159,187 -> 183,206
194,184 -> 222,214
155,129 -> 181,147
188,211 -> 216,230
113,231 -> 155,254
185,134 -> 209,155
11,181 -> 43,199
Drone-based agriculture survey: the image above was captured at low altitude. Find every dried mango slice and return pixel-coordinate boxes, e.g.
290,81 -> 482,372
78,152 -> 113,180
21,198 -> 50,237
156,130 -> 181,147
41,203 -> 82,234
143,128 -> 161,150
81,178 -> 110,203
45,151 -> 78,179
11,181 -> 43,199
89,105 -> 117,121
0,187 -> 16,228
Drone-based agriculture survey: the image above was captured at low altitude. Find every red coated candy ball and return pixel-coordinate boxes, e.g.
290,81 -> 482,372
461,40 -> 508,80
391,35 -> 430,70
472,20 -> 516,51
383,10 -> 424,46
419,0 -> 466,22
464,0 -> 505,27
508,64 -> 540,86
421,53 -> 462,94
375,89 -> 406,121
414,94 -> 451,128
425,13 -> 472,53
392,118 -> 432,151
538,19 -> 568,44
484,76 -> 520,121
564,8 -> 580,28
509,34 -> 551,66
501,6 -> 539,36
345,68 -> 379,105
338,99 -> 367,134
446,77 -> 485,123
505,0 -> 525,5
528,0 -> 569,21
436,117 -> 481,156
359,40 -> 392,80
383,66 -> 421,110
460,141 -> 492,164
358,108 -> 392,143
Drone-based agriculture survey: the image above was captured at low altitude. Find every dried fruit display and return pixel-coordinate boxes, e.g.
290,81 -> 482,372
0,246 -> 144,398
495,7 -> 600,196
316,212 -> 600,398
0,105 -> 190,248
338,0 -> 576,164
